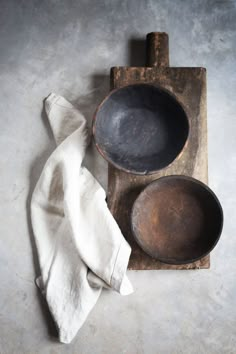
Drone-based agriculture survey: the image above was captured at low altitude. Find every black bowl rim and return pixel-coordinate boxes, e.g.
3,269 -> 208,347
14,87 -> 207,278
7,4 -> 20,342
92,83 -> 190,175
131,175 -> 224,264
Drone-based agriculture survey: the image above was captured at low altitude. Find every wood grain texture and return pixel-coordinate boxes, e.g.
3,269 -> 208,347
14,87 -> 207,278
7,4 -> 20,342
108,34 -> 209,270
146,32 -> 169,67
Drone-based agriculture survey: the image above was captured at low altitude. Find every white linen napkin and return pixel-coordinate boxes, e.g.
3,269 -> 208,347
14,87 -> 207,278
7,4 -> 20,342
31,93 -> 133,344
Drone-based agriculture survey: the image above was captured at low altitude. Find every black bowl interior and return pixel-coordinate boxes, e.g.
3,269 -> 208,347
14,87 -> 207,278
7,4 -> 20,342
94,84 -> 189,174
131,176 -> 223,264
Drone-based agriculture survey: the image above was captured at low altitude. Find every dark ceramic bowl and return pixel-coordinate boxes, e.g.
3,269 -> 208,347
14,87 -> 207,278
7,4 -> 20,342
93,84 -> 189,175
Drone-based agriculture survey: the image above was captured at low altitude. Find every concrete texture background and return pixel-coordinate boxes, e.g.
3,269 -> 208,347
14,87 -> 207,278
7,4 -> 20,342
0,0 -> 236,353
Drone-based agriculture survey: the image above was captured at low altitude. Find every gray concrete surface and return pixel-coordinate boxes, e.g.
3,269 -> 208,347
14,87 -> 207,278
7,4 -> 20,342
0,0 -> 236,353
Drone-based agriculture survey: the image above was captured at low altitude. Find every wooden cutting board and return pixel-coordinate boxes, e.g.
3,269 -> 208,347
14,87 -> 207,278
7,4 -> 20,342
107,32 -> 209,269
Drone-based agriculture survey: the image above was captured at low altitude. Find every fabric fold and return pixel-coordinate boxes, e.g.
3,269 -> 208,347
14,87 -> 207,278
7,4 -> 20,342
31,93 -> 133,344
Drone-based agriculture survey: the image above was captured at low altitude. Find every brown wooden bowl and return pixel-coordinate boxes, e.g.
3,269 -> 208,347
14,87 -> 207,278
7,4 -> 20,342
131,175 -> 223,264
93,84 -> 189,175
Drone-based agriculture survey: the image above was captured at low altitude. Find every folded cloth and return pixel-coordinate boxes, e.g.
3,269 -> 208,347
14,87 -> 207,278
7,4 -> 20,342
31,93 -> 133,344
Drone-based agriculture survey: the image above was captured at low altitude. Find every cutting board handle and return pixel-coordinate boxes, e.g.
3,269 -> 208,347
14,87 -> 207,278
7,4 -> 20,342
146,32 -> 169,68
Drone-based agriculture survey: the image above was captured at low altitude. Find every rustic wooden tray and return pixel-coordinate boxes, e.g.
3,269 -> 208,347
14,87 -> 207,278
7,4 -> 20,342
107,32 -> 209,270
